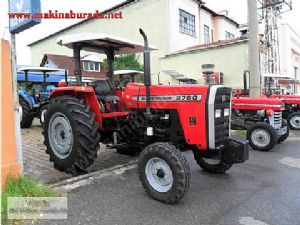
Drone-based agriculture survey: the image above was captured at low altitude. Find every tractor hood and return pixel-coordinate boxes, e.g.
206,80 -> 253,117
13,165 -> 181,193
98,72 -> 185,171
269,94 -> 300,104
232,97 -> 284,111
123,83 -> 208,108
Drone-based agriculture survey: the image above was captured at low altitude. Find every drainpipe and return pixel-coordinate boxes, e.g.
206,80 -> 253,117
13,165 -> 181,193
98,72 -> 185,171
10,33 -> 23,172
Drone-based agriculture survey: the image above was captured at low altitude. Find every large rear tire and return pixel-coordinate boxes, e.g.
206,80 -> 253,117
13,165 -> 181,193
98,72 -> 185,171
43,96 -> 100,174
138,143 -> 190,204
19,97 -> 34,128
193,150 -> 233,174
278,120 -> 289,143
247,122 -> 277,151
287,112 -> 300,130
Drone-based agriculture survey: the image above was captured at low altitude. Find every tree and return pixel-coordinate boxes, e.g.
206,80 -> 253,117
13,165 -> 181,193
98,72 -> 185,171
102,54 -> 143,71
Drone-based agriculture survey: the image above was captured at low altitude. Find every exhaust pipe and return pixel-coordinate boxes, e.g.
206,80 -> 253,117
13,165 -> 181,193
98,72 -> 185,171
139,28 -> 151,115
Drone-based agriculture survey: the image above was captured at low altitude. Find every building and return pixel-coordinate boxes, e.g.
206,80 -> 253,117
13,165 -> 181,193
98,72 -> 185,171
40,54 -> 106,82
278,24 -> 300,94
29,0 -> 240,86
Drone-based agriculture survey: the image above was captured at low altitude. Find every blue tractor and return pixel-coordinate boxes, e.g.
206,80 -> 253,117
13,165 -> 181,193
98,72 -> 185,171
18,67 -> 67,128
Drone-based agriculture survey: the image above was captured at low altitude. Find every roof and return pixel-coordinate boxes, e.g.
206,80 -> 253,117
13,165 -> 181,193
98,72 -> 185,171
165,37 -> 247,57
57,33 -> 157,55
40,54 -> 107,79
28,0 -> 136,47
17,72 -> 65,83
18,66 -> 62,73
201,5 -> 239,27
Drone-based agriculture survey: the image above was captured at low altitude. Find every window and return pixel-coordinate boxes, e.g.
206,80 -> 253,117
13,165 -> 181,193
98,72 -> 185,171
204,25 -> 210,44
83,61 -> 101,71
179,9 -> 195,36
225,31 -> 235,40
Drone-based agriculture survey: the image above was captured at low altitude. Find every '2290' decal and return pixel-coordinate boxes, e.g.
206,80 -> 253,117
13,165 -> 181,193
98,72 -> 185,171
132,95 -> 202,102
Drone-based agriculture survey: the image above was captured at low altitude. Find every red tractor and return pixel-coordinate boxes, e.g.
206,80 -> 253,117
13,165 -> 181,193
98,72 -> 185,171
262,74 -> 300,130
231,71 -> 289,151
269,94 -> 300,130
43,29 -> 249,204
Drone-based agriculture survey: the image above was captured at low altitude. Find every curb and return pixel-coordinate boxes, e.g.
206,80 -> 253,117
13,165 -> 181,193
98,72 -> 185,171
49,160 -> 138,192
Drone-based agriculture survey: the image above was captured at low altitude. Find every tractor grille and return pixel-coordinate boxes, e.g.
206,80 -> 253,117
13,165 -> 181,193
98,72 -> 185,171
214,87 -> 231,148
273,111 -> 282,129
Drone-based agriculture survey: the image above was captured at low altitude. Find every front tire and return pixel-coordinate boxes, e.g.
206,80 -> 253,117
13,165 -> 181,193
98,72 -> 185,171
19,97 -> 34,128
39,104 -> 49,125
278,120 -> 289,143
287,112 -> 300,130
138,143 -> 190,204
247,122 -> 277,151
43,96 -> 100,174
193,150 -> 233,174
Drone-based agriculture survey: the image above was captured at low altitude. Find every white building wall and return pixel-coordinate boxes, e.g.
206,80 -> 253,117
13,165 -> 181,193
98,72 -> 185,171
168,0 -> 200,53
199,9 -> 214,44
279,24 -> 300,78
216,17 -> 238,40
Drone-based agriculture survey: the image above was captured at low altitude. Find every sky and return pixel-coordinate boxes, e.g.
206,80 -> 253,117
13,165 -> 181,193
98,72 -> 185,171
0,0 -> 300,65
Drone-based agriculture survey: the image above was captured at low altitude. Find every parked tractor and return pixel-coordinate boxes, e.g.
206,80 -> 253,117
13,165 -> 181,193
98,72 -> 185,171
231,71 -> 289,151
269,94 -> 300,130
18,67 -> 67,127
263,73 -> 300,130
43,30 -> 249,204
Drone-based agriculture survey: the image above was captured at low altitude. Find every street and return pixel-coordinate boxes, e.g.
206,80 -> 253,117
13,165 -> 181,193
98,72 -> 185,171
36,131 -> 300,225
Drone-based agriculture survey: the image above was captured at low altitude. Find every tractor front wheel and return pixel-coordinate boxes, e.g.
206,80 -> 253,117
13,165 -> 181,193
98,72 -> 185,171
278,120 -> 289,143
39,104 -> 49,125
19,97 -> 34,128
287,112 -> 300,130
247,122 -> 277,151
193,153 -> 233,174
138,143 -> 190,204
43,96 -> 100,174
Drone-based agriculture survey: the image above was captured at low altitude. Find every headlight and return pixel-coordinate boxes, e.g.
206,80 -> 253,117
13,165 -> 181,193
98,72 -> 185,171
224,108 -> 230,117
215,109 -> 222,118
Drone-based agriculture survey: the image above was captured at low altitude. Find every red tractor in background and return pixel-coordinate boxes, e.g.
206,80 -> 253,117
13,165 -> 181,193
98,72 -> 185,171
43,29 -> 249,204
269,94 -> 300,130
262,74 -> 300,130
231,71 -> 289,151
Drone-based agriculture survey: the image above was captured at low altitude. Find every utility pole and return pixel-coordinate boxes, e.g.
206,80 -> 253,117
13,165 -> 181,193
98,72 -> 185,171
248,0 -> 261,97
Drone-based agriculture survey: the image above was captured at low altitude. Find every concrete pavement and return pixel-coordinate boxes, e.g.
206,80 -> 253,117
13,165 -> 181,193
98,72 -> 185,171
34,131 -> 300,225
22,119 -> 137,183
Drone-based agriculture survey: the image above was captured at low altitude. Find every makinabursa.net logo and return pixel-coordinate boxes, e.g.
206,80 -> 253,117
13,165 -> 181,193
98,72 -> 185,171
8,10 -> 123,19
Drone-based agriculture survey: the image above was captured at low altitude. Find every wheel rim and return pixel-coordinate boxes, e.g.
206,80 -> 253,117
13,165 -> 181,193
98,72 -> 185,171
251,129 -> 271,148
290,115 -> 300,129
145,157 -> 173,193
19,105 -> 23,121
48,112 -> 74,159
41,109 -> 47,123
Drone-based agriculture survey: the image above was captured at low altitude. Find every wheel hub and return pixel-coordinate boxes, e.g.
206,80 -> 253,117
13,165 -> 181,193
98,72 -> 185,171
290,115 -> 300,129
48,112 -> 73,159
145,157 -> 173,193
251,128 -> 271,148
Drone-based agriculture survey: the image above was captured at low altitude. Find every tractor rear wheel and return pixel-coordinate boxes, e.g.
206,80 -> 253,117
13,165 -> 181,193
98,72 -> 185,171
193,152 -> 233,174
247,122 -> 277,151
43,96 -> 100,174
287,112 -> 300,130
19,97 -> 34,128
39,104 -> 49,125
278,120 -> 289,143
138,143 -> 190,204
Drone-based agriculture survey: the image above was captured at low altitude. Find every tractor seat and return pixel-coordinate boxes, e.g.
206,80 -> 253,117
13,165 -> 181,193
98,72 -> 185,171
93,80 -> 120,102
